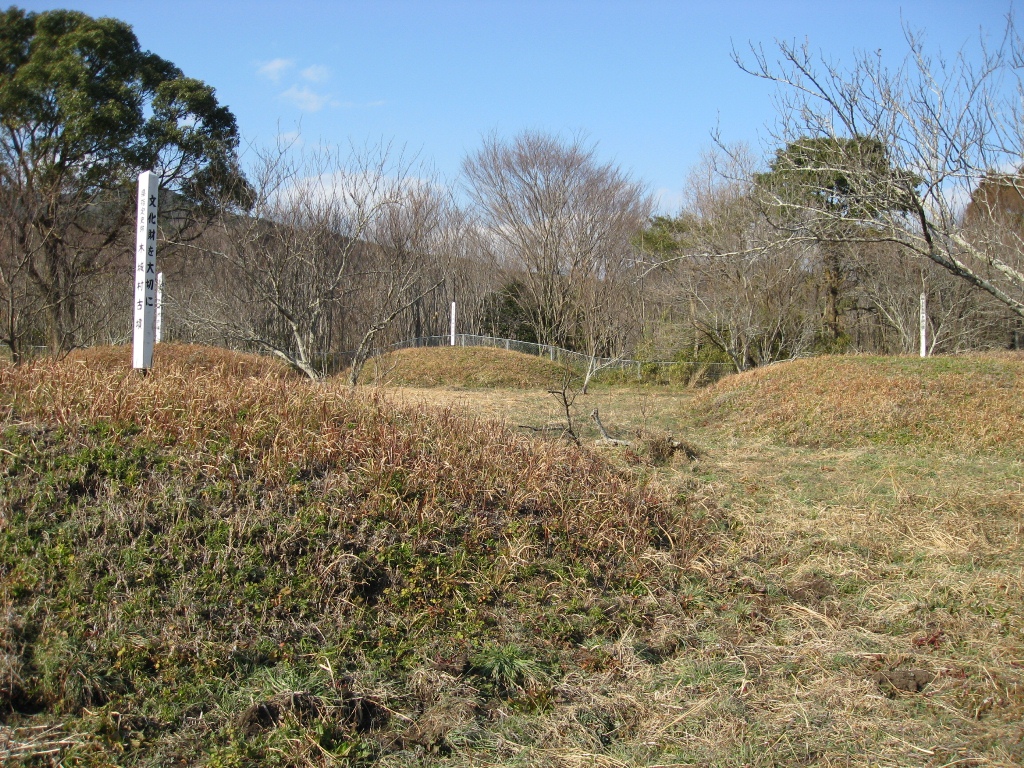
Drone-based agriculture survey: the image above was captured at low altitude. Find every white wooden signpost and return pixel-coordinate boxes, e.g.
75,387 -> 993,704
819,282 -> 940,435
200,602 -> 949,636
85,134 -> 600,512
133,172 -> 159,370
919,292 -> 927,358
450,301 -> 456,346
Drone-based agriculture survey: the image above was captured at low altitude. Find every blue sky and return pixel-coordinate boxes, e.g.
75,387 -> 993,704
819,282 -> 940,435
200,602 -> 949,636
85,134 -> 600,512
18,0 -> 1018,212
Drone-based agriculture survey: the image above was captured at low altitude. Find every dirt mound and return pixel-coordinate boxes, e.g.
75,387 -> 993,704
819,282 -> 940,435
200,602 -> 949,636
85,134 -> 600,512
0,351 -> 694,765
688,352 -> 1024,453
363,345 -> 570,389
65,343 -> 296,379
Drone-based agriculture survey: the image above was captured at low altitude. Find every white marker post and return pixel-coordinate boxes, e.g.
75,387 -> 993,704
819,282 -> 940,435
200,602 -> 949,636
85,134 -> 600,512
919,292 -> 927,358
155,272 -> 164,343
133,172 -> 159,370
450,301 -> 456,346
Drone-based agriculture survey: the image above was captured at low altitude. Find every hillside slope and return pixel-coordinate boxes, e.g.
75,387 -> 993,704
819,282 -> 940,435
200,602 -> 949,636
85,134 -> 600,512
361,346 -> 570,389
688,353 -> 1024,453
0,345 -> 700,765
2,346 -> 1021,766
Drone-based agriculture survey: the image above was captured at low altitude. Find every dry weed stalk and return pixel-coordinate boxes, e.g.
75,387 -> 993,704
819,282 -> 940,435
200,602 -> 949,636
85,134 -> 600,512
0,725 -> 82,761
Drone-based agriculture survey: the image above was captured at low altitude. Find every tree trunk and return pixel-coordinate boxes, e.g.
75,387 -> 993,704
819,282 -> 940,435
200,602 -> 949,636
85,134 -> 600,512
821,242 -> 843,345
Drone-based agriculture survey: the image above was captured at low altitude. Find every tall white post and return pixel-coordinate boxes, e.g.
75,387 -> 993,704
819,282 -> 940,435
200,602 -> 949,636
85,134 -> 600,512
450,301 -> 456,346
919,292 -> 927,358
155,272 -> 164,343
133,172 -> 159,370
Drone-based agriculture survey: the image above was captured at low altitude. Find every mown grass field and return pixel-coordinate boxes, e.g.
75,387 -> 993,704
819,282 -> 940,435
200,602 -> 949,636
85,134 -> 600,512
1,345 -> 1022,766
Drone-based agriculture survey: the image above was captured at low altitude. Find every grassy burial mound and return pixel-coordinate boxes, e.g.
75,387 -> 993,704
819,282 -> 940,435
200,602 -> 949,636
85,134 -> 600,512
361,346 -> 571,389
689,353 -> 1024,453
2,345 -> 1022,766
57,343 -> 296,380
0,345 -> 704,765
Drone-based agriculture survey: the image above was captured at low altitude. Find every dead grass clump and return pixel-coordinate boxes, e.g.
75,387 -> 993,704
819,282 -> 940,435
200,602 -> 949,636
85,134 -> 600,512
638,432 -> 701,465
688,353 -> 1024,453
362,346 -> 570,389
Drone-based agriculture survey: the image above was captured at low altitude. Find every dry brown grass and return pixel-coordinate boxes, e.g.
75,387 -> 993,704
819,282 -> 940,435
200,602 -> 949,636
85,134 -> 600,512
2,345 -> 1022,766
689,353 -> 1024,453
388,385 -> 694,449
64,342 -> 297,379
673,439 -> 1024,766
369,356 -> 1024,766
0,344 -> 710,767
2,344 -> 673,541
360,346 -> 570,389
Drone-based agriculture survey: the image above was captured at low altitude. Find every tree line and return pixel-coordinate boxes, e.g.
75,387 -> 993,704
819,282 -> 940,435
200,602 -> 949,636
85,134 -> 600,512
3,7 -> 1023,382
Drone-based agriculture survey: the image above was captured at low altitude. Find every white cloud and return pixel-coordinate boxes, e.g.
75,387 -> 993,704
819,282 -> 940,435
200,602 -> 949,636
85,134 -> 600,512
275,168 -> 438,213
301,65 -> 330,83
280,85 -> 336,113
257,58 -> 294,82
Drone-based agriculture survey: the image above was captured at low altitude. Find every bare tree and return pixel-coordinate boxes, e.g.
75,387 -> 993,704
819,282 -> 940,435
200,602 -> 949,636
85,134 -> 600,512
857,241 -> 1008,354
577,254 -> 644,392
0,173 -> 40,362
462,131 -> 653,350
648,145 -> 817,371
192,145 -> 381,378
685,244 -> 817,371
734,20 -> 1024,320
181,143 -> 457,382
345,180 -> 462,386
